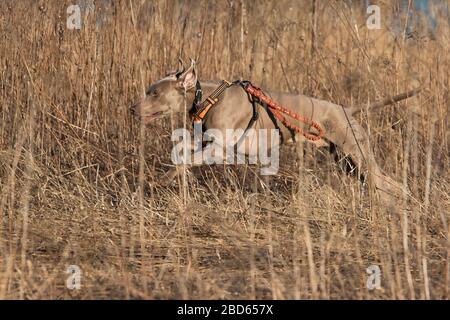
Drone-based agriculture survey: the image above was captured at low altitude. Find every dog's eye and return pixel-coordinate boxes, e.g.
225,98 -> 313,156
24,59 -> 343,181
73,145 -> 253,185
146,89 -> 158,97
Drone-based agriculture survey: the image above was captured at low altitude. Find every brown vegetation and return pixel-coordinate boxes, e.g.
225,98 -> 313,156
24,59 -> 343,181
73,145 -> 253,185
0,0 -> 449,299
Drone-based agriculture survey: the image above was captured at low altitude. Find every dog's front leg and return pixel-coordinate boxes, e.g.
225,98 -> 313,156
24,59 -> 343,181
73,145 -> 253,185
160,141 -> 223,187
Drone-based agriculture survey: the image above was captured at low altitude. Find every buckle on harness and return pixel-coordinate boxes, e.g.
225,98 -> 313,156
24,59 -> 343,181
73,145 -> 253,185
191,79 -> 233,122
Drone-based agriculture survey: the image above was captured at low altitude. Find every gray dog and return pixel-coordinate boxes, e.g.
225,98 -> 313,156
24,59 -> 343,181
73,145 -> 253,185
132,59 -> 419,204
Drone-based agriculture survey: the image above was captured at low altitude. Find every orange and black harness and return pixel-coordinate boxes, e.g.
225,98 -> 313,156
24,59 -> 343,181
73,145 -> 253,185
190,79 -> 325,142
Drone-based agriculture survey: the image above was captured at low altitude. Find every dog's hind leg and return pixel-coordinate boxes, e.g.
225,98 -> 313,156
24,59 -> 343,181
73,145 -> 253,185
323,112 -> 404,204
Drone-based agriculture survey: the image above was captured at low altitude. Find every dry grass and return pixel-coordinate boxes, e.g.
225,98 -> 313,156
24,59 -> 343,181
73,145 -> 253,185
0,0 -> 449,299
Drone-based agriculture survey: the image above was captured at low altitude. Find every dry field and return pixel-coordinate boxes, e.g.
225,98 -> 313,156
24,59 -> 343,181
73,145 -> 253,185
0,0 -> 449,299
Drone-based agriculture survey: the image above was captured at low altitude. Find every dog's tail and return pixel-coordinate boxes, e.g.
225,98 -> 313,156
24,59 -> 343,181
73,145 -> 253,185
350,85 -> 424,116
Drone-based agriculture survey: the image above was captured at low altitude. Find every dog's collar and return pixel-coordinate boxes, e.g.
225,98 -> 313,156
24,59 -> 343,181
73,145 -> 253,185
192,80 -> 203,110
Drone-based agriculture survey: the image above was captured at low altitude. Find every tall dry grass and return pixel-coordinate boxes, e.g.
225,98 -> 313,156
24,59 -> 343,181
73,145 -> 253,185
0,0 -> 449,299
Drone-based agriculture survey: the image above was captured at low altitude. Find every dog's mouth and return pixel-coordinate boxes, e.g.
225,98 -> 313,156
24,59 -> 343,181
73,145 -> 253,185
143,110 -> 169,123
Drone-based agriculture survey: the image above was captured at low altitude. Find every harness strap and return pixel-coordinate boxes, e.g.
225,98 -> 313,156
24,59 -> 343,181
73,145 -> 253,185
243,83 -> 325,141
190,80 -> 233,123
261,98 -> 285,144
234,91 -> 260,149
189,79 -> 324,147
234,80 -> 286,144
189,80 -> 203,120
193,80 -> 203,108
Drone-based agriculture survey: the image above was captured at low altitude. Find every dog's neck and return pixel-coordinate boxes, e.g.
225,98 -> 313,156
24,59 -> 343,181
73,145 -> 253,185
183,80 -> 222,106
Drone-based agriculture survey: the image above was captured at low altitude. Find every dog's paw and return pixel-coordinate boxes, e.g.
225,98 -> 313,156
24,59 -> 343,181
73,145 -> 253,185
160,178 -> 176,187
159,168 -> 179,187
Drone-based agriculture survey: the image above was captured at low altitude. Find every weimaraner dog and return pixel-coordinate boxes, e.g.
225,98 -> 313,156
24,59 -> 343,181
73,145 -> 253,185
132,59 -> 419,203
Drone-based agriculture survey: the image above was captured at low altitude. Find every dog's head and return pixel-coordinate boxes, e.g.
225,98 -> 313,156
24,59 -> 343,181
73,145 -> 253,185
130,58 -> 198,124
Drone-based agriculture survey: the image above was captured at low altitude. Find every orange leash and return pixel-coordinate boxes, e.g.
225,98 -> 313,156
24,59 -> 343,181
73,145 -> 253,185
244,84 -> 325,141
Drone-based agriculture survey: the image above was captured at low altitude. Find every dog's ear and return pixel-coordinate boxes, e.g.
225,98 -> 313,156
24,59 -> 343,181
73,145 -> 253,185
176,58 -> 197,91
175,58 -> 186,78
165,58 -> 186,78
